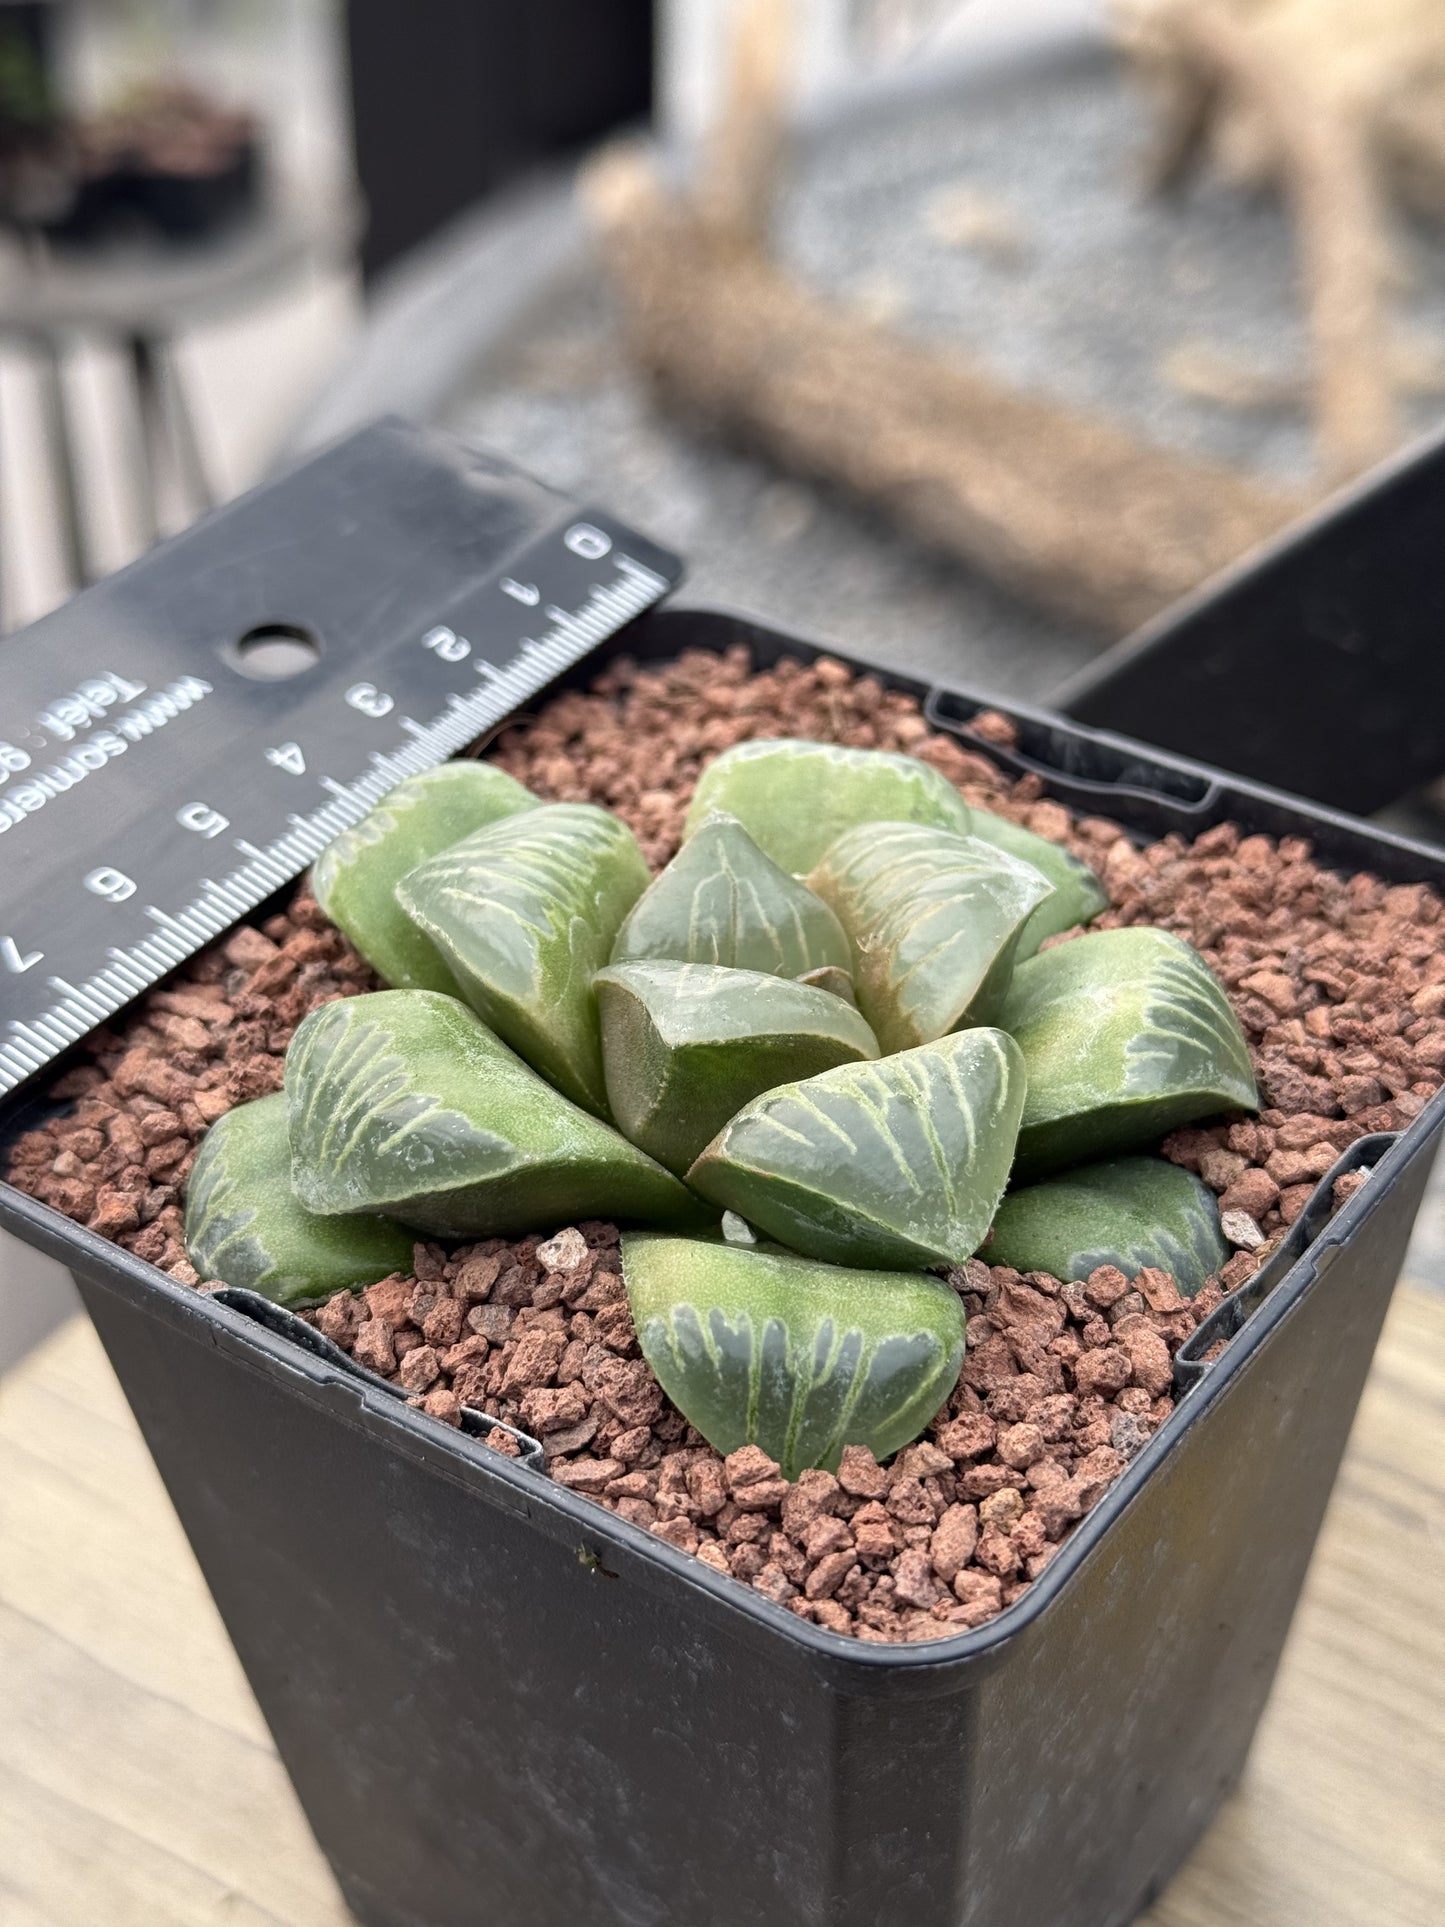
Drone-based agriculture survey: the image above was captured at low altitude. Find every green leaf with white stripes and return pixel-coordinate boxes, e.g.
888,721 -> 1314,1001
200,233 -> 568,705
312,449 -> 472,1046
596,962 -> 880,1175
687,1028 -> 1027,1269
284,990 -> 709,1239
808,822 -> 1054,1051
967,807 -> 1109,957
998,928 -> 1258,1179
987,1155 -> 1228,1296
311,760 -> 537,991
683,738 -> 973,875
184,1093 -> 415,1307
396,802 -> 651,1116
622,1233 -> 966,1479
611,811 -> 854,988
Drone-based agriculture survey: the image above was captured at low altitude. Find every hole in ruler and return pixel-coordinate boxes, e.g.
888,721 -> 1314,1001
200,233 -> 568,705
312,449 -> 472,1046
228,623 -> 323,680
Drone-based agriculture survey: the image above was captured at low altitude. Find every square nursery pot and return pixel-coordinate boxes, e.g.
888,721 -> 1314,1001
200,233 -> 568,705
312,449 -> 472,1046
1,438 -> 1442,1927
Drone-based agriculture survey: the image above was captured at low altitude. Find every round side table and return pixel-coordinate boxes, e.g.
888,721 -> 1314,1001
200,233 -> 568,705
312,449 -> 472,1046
0,195 -> 358,627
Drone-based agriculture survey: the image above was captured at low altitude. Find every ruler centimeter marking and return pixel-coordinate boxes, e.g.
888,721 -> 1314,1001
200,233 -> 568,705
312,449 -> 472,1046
0,542 -> 671,1099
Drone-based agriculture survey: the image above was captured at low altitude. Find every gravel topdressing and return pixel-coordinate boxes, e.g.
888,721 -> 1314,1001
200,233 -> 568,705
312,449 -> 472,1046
6,645 -> 1441,1643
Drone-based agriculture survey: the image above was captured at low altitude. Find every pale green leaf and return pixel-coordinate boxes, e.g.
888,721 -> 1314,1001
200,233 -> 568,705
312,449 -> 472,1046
967,807 -> 1109,956
687,1028 -> 1026,1268
987,1155 -> 1228,1295
683,738 -> 972,874
596,962 -> 879,1175
396,802 -> 651,1116
184,1094 -> 415,1307
808,822 -> 1053,1051
311,761 -> 537,991
284,990 -> 709,1239
998,928 -> 1259,1178
623,1233 -> 966,1478
612,811 -> 853,988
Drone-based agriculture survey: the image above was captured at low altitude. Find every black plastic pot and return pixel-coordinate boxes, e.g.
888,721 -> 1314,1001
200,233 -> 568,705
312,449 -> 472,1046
41,138 -> 258,244
1,584 -> 1442,1924
1057,422 -> 1445,816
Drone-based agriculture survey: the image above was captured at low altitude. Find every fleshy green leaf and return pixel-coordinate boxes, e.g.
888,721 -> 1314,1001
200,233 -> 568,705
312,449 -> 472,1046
284,990 -> 709,1239
683,738 -> 972,875
808,823 -> 1053,1051
396,802 -> 651,1117
623,1233 -> 966,1478
311,761 -> 537,991
611,811 -> 853,989
987,1156 -> 1228,1296
796,965 -> 858,1005
596,962 -> 880,1176
968,807 -> 1109,957
998,928 -> 1259,1179
687,1028 -> 1026,1268
184,1094 -> 415,1306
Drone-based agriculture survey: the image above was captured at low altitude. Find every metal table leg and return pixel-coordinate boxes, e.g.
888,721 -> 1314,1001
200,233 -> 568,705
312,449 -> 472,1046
126,332 -> 164,548
33,334 -> 90,589
157,337 -> 215,514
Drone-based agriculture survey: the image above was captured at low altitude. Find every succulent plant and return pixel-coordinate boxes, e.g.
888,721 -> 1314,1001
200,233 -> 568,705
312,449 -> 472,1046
312,761 -> 537,992
596,962 -> 879,1176
687,1029 -> 1027,1269
683,737 -> 973,874
966,808 -> 1111,956
184,731 -> 1258,1481
611,810 -> 854,988
623,1233 -> 966,1479
998,927 -> 1258,1179
986,1155 -> 1229,1296
185,1093 -> 415,1305
284,989 -> 707,1239
808,822 -> 1053,1050
396,802 -> 650,1117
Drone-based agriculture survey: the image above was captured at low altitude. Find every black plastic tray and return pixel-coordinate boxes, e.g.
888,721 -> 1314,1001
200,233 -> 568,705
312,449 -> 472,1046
2,598 -> 1442,1927
1057,422 -> 1445,816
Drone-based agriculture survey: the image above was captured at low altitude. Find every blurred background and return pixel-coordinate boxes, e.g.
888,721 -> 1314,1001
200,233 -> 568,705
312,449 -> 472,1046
3,0 -> 1445,1366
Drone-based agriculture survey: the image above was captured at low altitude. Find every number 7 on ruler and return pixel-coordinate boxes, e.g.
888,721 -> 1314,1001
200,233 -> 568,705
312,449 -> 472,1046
1,936 -> 43,974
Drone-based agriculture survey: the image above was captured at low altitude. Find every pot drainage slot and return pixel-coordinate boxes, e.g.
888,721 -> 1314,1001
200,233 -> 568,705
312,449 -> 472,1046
924,686 -> 1220,830
1174,1133 -> 1394,1392
457,1407 -> 545,1470
210,1287 -> 544,1469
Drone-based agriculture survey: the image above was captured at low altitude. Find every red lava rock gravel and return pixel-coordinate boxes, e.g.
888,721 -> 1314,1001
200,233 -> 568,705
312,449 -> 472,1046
5,645 -> 1440,1642
302,1228 -> 1214,1644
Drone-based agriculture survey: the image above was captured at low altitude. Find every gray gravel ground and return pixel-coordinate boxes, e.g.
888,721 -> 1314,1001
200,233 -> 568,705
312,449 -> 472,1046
445,42 -> 1445,701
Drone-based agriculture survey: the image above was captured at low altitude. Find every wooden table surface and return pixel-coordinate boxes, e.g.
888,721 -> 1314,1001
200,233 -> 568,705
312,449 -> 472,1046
2,1286 -> 1442,1927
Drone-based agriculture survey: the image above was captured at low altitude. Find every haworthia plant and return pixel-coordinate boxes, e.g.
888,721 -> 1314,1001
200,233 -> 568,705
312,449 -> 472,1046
987,1156 -> 1229,1296
968,807 -> 1109,957
797,965 -> 858,1005
687,1028 -> 1027,1269
396,802 -> 651,1117
311,761 -> 537,991
683,738 -> 973,875
622,1233 -> 966,1479
998,928 -> 1258,1179
284,990 -> 709,1239
808,822 -> 1053,1052
611,811 -> 853,987
184,1093 -> 415,1306
596,962 -> 880,1176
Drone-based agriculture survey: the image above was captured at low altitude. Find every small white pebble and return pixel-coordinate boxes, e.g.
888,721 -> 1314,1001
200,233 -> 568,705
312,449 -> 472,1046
722,1212 -> 758,1245
1220,1209 -> 1265,1251
536,1226 -> 588,1272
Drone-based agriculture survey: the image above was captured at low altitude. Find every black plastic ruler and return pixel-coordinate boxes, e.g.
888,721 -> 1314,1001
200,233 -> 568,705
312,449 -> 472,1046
0,419 -> 681,1099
